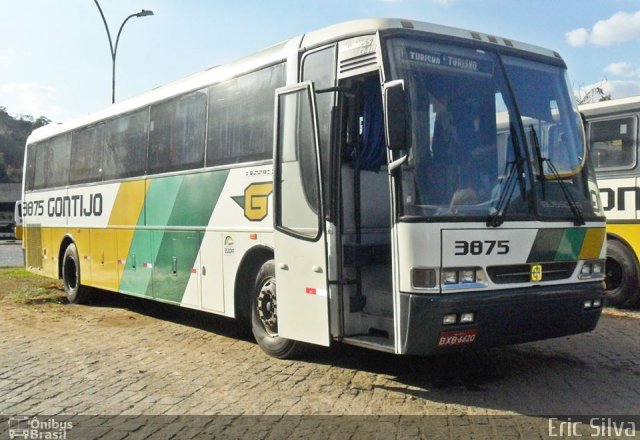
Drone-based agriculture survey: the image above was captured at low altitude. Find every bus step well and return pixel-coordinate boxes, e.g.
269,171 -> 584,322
349,294 -> 367,313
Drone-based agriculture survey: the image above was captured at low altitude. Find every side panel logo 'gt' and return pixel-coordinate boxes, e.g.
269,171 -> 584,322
232,182 -> 273,222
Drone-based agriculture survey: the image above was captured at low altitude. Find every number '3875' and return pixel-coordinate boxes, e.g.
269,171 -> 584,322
454,240 -> 510,256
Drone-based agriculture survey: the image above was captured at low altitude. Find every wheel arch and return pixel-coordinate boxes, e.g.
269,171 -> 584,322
606,232 -> 640,269
234,244 -> 274,322
57,234 -> 76,279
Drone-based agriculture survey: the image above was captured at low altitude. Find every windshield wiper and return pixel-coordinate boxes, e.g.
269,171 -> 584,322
530,125 -> 547,200
486,123 -> 526,227
486,157 -> 524,227
529,124 -> 585,226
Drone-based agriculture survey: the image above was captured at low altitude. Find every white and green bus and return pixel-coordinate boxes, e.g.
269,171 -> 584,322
580,96 -> 640,307
22,18 -> 606,358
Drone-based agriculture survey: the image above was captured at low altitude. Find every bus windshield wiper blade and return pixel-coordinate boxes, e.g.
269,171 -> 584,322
530,124 -> 546,200
486,123 -> 526,227
486,157 -> 523,227
529,124 -> 585,226
542,157 -> 586,226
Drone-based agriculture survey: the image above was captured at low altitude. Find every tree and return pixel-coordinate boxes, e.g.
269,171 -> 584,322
0,151 -> 8,183
0,107 -> 51,183
34,116 -> 52,128
575,79 -> 612,105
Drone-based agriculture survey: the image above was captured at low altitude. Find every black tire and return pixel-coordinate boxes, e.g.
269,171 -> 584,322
251,260 -> 302,359
62,243 -> 91,304
605,240 -> 640,308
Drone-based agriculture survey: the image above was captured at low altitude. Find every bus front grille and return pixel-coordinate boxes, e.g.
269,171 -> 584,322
486,262 -> 577,284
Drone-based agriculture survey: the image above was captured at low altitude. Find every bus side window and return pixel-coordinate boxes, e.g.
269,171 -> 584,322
206,64 -> 285,167
301,46 -> 337,220
590,116 -> 637,170
148,90 -> 206,174
70,124 -> 104,185
104,109 -> 148,180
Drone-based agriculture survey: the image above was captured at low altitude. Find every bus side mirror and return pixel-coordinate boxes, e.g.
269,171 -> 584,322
384,80 -> 409,150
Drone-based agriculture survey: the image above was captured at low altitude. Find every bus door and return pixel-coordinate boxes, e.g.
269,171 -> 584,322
273,82 -> 330,346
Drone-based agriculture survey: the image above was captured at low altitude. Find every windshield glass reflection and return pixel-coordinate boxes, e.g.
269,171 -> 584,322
385,38 -> 601,220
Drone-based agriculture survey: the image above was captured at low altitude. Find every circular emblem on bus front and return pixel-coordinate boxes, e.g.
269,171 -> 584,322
530,264 -> 543,282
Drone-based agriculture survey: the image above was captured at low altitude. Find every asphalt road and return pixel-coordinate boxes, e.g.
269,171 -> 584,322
0,240 -> 23,267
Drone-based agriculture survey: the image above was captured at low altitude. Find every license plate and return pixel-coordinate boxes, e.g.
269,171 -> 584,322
437,329 -> 479,347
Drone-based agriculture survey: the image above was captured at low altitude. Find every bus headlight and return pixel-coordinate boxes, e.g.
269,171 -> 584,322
442,270 -> 458,285
442,267 -> 478,286
592,261 -> 604,276
460,270 -> 476,284
579,260 -> 605,279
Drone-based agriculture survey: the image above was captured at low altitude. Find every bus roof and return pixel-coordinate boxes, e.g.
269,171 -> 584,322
579,95 -> 640,117
28,17 -> 563,145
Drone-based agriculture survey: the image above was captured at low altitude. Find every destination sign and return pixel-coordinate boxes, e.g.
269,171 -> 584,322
405,47 -> 494,75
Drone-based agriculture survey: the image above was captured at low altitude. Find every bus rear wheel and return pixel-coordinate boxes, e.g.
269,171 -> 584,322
62,243 -> 91,304
605,240 -> 640,308
251,260 -> 302,359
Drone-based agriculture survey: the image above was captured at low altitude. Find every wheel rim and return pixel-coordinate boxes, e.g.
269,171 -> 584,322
605,257 -> 623,292
256,277 -> 278,336
64,256 -> 78,291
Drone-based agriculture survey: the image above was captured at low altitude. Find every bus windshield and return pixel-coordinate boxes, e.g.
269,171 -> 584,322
385,38 -> 600,220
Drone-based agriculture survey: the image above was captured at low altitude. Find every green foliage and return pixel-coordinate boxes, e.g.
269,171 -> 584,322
0,107 -> 51,183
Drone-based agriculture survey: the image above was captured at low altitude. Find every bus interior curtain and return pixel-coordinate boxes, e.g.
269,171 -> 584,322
359,84 -> 386,171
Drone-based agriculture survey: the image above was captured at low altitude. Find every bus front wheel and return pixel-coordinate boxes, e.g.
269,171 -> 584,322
62,243 -> 91,304
605,240 -> 640,308
251,260 -> 302,359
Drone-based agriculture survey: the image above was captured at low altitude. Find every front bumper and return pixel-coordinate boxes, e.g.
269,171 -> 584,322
398,281 -> 604,355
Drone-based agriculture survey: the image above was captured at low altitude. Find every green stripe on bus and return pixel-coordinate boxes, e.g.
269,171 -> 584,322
166,171 -> 229,227
119,177 -> 184,297
555,228 -> 586,261
527,229 -> 564,263
527,228 -> 588,262
151,170 -> 229,303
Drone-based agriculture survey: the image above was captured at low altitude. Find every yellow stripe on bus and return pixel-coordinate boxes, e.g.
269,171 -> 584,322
108,180 -> 148,227
578,227 -> 606,260
607,224 -> 640,259
107,180 -> 149,286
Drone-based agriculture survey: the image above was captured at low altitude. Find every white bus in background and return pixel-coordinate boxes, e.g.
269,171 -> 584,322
14,200 -> 23,240
0,210 -> 13,239
22,18 -> 605,358
581,96 -> 640,307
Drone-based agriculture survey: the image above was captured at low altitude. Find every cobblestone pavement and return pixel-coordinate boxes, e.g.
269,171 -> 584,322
0,241 -> 22,267
1,290 -> 639,438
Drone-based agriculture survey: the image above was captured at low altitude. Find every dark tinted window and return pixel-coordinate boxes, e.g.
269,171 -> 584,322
25,145 -> 36,191
302,47 -> 336,218
276,87 -> 321,239
590,116 -> 637,170
148,90 -> 207,174
33,134 -> 71,189
70,124 -> 104,184
206,64 -> 285,166
104,109 -> 148,180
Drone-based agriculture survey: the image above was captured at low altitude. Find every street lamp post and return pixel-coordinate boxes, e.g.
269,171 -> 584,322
93,0 -> 154,103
